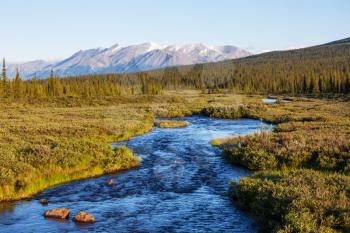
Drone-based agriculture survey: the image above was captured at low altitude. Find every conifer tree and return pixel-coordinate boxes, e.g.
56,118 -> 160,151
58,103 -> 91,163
1,58 -> 7,97
318,77 -> 323,93
303,76 -> 308,93
313,78 -> 319,94
1,58 -> 6,81
345,77 -> 350,94
14,68 -> 23,98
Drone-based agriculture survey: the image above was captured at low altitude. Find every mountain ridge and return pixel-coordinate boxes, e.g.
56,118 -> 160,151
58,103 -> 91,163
7,42 -> 251,79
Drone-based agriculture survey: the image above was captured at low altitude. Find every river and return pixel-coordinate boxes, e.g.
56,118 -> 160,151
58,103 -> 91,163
0,116 -> 272,233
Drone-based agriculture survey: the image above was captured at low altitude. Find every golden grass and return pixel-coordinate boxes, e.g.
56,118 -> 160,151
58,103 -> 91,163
1,88 -> 349,230
154,120 -> 188,128
203,94 -> 350,232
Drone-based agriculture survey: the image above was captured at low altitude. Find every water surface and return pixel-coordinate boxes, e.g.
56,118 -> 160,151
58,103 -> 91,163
0,116 -> 272,232
262,98 -> 291,103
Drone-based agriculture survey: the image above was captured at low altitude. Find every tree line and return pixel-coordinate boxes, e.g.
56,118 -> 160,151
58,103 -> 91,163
1,41 -> 350,99
0,59 -> 163,98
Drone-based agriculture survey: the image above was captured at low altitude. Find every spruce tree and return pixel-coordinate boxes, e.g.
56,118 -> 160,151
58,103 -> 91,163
318,77 -> 323,93
1,58 -> 7,97
303,76 -> 308,94
313,78 -> 319,94
1,58 -> 6,81
345,77 -> 350,94
14,68 -> 23,98
309,77 -> 315,94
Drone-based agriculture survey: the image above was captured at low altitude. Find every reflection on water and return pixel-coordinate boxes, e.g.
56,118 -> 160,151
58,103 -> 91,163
262,98 -> 291,103
0,202 -> 15,214
0,116 -> 272,232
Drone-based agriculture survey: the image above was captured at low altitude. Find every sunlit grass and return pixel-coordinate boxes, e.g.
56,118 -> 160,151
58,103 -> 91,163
154,120 -> 188,128
0,90 -> 349,232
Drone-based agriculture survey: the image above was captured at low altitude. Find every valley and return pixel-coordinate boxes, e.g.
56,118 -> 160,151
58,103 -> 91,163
0,90 -> 349,232
0,27 -> 349,232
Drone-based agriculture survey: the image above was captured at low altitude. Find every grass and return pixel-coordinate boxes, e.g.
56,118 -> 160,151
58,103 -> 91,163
210,136 -> 239,146
0,91 -> 206,201
230,170 -> 350,233
209,96 -> 350,232
0,102 -> 150,201
0,90 -> 349,233
154,120 -> 188,128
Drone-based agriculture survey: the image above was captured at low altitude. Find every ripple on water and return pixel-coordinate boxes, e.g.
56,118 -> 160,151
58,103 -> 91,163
0,116 -> 273,232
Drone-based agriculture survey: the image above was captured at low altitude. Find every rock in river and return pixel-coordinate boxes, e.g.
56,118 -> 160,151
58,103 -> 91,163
43,208 -> 70,219
73,211 -> 95,223
39,198 -> 48,205
107,179 -> 113,186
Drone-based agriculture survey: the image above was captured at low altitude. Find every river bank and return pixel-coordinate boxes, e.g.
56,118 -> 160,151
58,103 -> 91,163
210,98 -> 350,232
0,116 -> 270,232
1,91 -> 349,232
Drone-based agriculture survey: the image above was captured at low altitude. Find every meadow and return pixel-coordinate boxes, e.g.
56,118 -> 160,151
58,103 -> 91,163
0,90 -> 349,233
209,96 -> 350,232
0,91 -> 206,201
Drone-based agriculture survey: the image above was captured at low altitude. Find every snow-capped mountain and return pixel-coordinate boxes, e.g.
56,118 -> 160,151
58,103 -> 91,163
7,42 -> 251,79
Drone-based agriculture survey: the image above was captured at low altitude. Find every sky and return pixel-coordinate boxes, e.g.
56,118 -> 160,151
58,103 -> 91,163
1,0 -> 349,62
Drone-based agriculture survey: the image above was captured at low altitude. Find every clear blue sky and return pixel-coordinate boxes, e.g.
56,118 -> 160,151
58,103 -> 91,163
1,0 -> 349,62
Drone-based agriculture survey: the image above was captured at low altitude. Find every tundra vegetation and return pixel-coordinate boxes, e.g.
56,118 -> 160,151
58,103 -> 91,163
154,120 -> 188,128
0,90 -> 349,232
0,39 -> 349,232
210,99 -> 350,232
0,92 -> 206,201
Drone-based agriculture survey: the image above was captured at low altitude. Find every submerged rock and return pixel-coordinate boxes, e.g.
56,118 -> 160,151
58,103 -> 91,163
43,208 -> 70,219
40,199 -> 48,205
107,179 -> 113,186
73,211 -> 95,223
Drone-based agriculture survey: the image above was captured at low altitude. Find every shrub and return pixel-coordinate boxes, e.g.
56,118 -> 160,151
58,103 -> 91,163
231,170 -> 350,232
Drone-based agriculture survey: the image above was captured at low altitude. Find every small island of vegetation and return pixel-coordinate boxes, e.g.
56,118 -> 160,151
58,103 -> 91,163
154,120 -> 189,128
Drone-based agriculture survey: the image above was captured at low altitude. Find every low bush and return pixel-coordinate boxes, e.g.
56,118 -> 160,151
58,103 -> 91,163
201,104 -> 267,119
230,170 -> 350,233
212,97 -> 350,232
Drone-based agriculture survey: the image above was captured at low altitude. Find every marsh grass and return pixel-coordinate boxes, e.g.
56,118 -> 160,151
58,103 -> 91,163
0,103 -> 150,201
1,90 -> 349,232
154,120 -> 188,128
210,96 -> 350,232
0,91 -> 207,201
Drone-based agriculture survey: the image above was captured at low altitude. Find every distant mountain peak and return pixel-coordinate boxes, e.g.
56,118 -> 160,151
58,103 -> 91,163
109,43 -> 123,52
7,42 -> 251,79
136,42 -> 164,52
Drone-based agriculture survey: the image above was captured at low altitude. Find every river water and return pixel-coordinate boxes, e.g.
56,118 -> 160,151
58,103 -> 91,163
0,116 -> 272,233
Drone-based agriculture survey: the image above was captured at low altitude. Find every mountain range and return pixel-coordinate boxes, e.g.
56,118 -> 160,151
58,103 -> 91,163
7,42 -> 251,79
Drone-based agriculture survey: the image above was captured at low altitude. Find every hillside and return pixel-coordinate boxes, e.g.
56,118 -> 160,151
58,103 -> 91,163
148,36 -> 350,94
1,37 -> 349,99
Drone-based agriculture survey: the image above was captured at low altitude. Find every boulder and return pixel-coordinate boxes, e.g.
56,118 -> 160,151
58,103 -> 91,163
73,211 -> 95,223
107,179 -> 113,186
43,208 -> 70,219
40,198 -> 48,205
